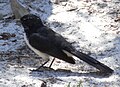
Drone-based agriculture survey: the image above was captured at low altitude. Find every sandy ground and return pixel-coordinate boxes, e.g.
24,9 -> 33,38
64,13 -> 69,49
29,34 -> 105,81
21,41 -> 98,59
0,0 -> 120,87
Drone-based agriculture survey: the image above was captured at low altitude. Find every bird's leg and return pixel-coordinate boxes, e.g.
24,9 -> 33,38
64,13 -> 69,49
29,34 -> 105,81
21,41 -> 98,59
35,59 -> 50,70
31,58 -> 56,71
30,59 -> 49,71
49,57 -> 55,68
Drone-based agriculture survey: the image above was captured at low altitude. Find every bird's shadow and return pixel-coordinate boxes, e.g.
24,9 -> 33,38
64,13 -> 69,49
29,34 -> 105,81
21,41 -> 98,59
29,67 -> 112,79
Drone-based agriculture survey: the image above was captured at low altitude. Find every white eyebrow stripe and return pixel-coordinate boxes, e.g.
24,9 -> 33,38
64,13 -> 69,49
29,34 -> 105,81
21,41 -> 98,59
23,18 -> 27,20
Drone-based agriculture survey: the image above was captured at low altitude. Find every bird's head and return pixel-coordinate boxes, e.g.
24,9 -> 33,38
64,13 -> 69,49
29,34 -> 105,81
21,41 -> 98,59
20,14 -> 44,32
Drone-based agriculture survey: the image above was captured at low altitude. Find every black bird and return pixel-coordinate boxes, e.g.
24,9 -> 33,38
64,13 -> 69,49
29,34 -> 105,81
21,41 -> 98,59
20,14 -> 113,74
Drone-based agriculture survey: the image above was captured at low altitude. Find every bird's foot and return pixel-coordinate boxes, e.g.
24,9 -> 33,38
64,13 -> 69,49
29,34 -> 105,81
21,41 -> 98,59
30,58 -> 55,72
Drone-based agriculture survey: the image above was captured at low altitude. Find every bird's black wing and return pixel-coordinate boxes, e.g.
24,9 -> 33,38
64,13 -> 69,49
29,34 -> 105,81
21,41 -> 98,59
36,26 -> 73,49
28,32 -> 75,64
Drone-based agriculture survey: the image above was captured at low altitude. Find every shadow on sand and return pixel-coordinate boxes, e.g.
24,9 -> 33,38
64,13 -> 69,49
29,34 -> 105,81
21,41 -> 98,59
30,66 -> 112,79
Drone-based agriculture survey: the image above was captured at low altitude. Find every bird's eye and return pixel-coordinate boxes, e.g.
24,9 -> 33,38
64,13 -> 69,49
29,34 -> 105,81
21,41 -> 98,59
37,17 -> 39,20
22,18 -> 27,21
29,16 -> 35,20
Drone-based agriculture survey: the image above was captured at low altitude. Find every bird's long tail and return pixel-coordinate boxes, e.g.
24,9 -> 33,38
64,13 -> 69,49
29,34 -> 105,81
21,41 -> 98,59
66,49 -> 113,74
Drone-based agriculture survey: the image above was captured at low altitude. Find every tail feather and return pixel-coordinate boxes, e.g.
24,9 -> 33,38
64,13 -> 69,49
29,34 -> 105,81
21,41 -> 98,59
69,50 -> 113,74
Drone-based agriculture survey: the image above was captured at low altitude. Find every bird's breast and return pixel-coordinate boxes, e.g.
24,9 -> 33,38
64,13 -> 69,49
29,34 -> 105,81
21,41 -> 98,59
24,33 -> 49,59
